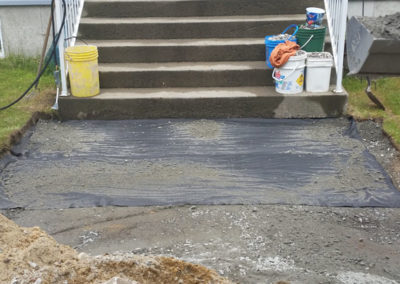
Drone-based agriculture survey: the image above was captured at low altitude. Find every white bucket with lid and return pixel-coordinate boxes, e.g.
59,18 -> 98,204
306,52 -> 333,92
272,50 -> 306,94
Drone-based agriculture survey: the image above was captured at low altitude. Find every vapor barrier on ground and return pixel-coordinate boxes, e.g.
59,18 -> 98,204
1,118 -> 400,209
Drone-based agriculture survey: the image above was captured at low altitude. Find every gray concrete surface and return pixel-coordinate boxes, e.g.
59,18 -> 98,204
98,61 -> 272,89
78,15 -> 306,40
77,0 -> 335,120
92,38 -> 334,64
83,0 -> 323,18
59,87 -> 347,119
92,39 -> 266,64
0,6 -> 50,57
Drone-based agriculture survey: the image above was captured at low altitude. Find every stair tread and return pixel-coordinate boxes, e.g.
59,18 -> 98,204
86,38 -> 265,47
63,87 -> 339,100
81,14 -> 304,24
99,61 -> 268,72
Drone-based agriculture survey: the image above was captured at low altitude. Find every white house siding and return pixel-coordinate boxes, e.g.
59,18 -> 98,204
0,1 -> 51,57
349,0 -> 400,17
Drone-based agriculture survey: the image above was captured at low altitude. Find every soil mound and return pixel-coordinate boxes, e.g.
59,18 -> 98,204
0,214 -> 231,284
362,12 -> 400,39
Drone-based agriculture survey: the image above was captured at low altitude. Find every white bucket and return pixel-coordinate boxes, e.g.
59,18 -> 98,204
306,52 -> 333,92
272,50 -> 306,94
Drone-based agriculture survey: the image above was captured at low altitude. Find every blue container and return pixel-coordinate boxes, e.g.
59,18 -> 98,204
265,25 -> 298,68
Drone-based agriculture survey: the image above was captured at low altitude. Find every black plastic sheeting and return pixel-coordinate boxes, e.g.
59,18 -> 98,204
1,118 -> 400,209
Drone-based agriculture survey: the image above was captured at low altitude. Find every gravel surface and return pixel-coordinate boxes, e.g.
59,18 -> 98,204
356,119 -> 400,189
268,34 -> 295,41
3,205 -> 400,284
4,118 -> 398,209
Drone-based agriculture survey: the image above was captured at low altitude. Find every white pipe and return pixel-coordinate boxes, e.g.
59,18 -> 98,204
55,0 -> 68,96
335,0 -> 348,93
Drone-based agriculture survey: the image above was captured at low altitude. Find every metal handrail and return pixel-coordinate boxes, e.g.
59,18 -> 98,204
55,0 -> 85,96
324,0 -> 348,93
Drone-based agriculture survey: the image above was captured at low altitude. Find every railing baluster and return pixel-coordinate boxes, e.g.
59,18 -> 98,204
324,0 -> 348,93
56,0 -> 85,96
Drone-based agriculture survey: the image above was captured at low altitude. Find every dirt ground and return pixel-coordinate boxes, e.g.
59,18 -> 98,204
3,204 -> 400,284
0,214 -> 231,284
1,119 -> 400,283
361,12 -> 400,39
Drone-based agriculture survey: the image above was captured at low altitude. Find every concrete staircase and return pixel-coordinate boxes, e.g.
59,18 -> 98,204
59,0 -> 347,120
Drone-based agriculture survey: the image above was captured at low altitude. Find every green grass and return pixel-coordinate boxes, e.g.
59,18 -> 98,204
0,56 -> 55,150
343,76 -> 400,147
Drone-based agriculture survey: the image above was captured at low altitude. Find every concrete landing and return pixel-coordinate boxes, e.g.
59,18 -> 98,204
59,87 -> 347,120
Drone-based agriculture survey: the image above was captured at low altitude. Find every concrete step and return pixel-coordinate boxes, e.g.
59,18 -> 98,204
91,38 -> 265,63
58,86 -> 348,120
83,0 -> 324,18
93,38 -> 333,63
79,15 -> 305,40
90,37 -> 333,64
99,61 -> 272,88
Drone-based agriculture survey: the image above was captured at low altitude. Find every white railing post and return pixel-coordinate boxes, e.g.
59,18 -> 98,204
54,0 -> 85,97
55,0 -> 68,96
335,0 -> 348,93
324,0 -> 348,93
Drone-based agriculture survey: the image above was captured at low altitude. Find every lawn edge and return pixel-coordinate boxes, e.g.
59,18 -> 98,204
0,111 -> 59,159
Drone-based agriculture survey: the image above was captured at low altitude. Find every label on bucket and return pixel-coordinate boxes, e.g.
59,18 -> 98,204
296,74 -> 304,86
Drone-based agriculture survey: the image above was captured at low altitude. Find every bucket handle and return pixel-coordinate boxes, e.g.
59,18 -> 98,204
300,35 -> 314,50
272,63 -> 301,82
65,36 -> 89,46
281,24 -> 299,41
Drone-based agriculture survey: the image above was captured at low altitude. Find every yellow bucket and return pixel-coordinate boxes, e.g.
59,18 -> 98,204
65,45 -> 100,97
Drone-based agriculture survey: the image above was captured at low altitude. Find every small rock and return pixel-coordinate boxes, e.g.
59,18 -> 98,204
28,261 -> 38,270
190,206 -> 196,211
78,252 -> 89,260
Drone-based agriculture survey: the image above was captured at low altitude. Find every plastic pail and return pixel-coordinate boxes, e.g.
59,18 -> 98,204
297,26 -> 326,52
65,45 -> 100,97
306,7 -> 325,28
265,25 -> 298,68
272,50 -> 306,94
306,52 -> 333,92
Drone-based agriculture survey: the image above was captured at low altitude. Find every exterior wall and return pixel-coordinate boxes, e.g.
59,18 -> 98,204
349,0 -> 400,17
0,6 -> 51,57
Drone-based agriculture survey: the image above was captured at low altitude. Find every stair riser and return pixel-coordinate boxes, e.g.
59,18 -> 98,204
79,20 -> 304,40
83,0 -> 323,18
98,42 -> 333,63
59,94 -> 347,120
98,44 -> 266,63
100,69 -> 273,88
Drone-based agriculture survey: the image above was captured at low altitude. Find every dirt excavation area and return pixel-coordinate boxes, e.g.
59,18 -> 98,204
1,118 -> 400,283
2,205 -> 400,284
0,214 -> 231,284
